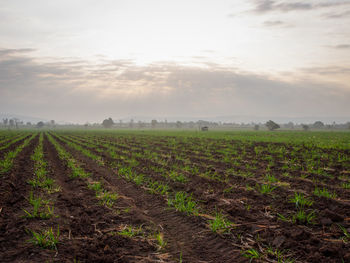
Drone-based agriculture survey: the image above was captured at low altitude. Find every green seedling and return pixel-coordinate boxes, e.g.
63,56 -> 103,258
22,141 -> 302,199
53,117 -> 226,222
155,232 -> 167,250
167,191 -> 198,215
88,181 -> 103,193
242,248 -> 260,262
341,182 -> 350,189
98,191 -> 118,207
23,192 -> 49,218
119,225 -> 143,237
314,187 -> 337,199
223,186 -> 235,194
265,174 -> 277,183
265,246 -> 295,263
246,184 -> 254,191
209,212 -> 233,233
289,192 -> 313,209
133,174 -> 144,185
256,184 -> 276,194
292,209 -> 316,224
277,213 -> 290,223
148,181 -> 170,195
28,226 -> 60,249
338,224 -> 350,243
168,171 -> 187,183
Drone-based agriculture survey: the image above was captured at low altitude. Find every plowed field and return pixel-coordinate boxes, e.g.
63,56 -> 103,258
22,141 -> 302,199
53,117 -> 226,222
1,130 -> 350,262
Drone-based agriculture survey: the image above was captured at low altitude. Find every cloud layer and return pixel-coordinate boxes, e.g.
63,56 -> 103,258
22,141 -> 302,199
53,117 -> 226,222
252,0 -> 350,14
0,48 -> 349,123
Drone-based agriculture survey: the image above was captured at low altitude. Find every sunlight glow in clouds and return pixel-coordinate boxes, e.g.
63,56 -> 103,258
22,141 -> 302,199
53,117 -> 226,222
0,0 -> 349,122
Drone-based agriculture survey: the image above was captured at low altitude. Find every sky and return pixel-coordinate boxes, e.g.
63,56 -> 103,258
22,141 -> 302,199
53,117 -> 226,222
0,0 -> 350,123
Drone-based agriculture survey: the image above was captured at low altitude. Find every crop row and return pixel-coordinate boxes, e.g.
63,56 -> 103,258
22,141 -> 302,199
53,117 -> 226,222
52,132 -> 327,262
0,133 -> 37,175
46,133 -> 170,260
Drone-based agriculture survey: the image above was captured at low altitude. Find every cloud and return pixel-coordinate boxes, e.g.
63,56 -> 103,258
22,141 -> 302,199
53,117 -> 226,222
301,66 -> 350,75
253,0 -> 311,13
251,0 -> 350,14
322,10 -> 350,18
328,44 -> 350,49
262,20 -> 288,27
0,48 -> 349,122
0,48 -> 36,56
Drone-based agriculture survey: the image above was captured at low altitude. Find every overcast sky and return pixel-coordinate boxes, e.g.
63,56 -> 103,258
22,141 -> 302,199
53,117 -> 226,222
0,0 -> 349,123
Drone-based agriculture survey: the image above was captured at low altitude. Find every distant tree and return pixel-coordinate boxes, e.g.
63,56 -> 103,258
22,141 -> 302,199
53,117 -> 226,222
102,118 -> 114,128
284,122 -> 294,129
151,119 -> 157,128
301,124 -> 309,131
36,121 -> 44,128
9,119 -> 15,128
254,124 -> 259,131
266,120 -> 280,131
176,121 -> 182,128
137,121 -> 145,129
26,122 -> 32,126
129,119 -> 134,128
3,118 -> 8,126
313,121 -> 324,129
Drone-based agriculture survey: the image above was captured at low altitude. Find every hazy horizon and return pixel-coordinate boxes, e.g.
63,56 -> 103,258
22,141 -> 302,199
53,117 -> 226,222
1,0 -> 350,123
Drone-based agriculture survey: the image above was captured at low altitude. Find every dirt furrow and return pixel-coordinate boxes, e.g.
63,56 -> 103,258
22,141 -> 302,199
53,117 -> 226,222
0,133 -> 39,262
52,134 -> 247,263
42,134 -> 162,262
0,134 -> 31,159
55,133 -> 350,262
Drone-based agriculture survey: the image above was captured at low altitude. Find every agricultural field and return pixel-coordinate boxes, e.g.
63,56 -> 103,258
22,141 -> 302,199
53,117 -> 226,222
0,130 -> 350,262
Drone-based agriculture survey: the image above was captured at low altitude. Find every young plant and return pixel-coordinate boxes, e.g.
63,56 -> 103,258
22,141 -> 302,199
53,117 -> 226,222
98,191 -> 118,207
88,181 -> 103,193
314,187 -> 337,199
265,174 -> 277,183
289,192 -> 313,209
23,192 -> 52,219
23,193 -> 42,218
341,182 -> 350,189
338,224 -> 350,243
155,232 -> 167,250
28,226 -> 60,249
167,191 -> 198,215
242,248 -> 260,262
277,213 -> 290,223
119,225 -> 143,238
256,184 -> 276,194
209,212 -> 233,234
168,171 -> 187,183
292,209 -> 316,224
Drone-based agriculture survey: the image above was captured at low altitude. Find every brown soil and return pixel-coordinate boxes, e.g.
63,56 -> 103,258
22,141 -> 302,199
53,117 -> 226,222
55,133 -> 350,262
52,133 -> 247,263
1,132 -> 350,263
